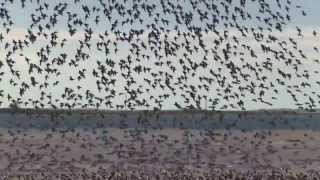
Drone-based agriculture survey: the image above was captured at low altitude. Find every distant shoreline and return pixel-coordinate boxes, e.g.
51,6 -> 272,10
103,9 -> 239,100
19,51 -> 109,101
0,108 -> 317,130
0,107 -> 317,115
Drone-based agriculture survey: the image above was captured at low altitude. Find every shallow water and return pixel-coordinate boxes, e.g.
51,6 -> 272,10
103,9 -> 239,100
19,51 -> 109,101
0,110 -> 319,130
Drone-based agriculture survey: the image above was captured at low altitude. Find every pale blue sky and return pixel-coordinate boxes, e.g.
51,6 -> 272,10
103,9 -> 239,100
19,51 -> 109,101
0,0 -> 320,110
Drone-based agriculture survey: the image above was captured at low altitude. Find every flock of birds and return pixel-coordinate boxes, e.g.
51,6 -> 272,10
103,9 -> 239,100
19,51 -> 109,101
1,0 -> 320,179
0,119 -> 320,179
0,0 -> 318,111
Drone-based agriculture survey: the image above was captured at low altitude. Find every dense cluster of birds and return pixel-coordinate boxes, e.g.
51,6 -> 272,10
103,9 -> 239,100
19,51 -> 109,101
4,170 -> 320,180
0,0 -> 319,110
0,113 -> 320,179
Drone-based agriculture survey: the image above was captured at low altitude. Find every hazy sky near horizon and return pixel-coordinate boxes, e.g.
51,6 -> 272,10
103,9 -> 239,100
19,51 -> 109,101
0,0 -> 320,110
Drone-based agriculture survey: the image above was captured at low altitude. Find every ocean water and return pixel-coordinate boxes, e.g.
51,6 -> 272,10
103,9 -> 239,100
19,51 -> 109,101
0,110 -> 318,130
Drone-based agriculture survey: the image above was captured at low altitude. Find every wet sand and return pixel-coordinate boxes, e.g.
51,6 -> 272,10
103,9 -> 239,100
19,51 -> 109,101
0,128 -> 320,176
0,109 -> 319,179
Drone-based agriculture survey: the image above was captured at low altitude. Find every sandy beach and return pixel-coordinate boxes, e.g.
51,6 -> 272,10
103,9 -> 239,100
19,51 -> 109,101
0,128 -> 320,176
0,110 -> 319,179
